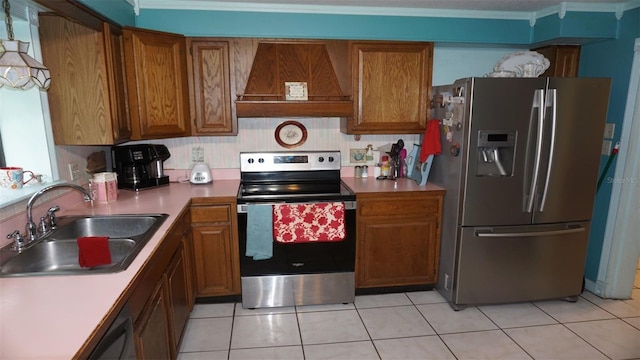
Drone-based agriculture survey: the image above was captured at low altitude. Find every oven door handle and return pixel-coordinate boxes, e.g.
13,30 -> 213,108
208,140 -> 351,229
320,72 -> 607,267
237,201 -> 357,213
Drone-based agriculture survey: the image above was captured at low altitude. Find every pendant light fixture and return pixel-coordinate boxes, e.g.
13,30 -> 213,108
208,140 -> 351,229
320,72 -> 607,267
0,0 -> 50,90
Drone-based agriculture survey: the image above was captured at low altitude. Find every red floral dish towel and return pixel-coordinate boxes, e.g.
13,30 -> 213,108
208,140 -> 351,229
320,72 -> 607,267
273,202 -> 346,243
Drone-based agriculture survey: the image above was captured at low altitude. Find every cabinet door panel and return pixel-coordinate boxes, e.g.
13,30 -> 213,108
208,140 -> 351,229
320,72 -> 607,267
124,28 -> 191,139
347,42 -> 433,134
192,224 -> 238,296
357,218 -> 439,287
104,23 -> 131,142
534,45 -> 581,77
166,245 -> 190,350
134,280 -> 173,360
40,15 -> 117,145
191,40 -> 235,135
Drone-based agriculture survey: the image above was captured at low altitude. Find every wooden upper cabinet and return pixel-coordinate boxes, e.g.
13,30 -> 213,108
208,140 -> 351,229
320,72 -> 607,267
123,27 -> 191,139
105,23 -> 132,141
343,41 -> 433,134
39,15 -> 130,145
534,45 -> 581,77
188,39 -> 236,135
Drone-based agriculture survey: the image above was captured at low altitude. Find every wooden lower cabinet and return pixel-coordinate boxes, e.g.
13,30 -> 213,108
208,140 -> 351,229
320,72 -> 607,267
166,244 -> 191,350
130,210 -> 193,359
190,202 -> 241,297
134,279 -> 173,359
356,191 -> 444,288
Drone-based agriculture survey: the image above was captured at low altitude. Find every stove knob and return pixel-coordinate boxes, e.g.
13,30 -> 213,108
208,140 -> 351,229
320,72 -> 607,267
258,158 -> 264,163
328,156 -> 334,162
248,158 -> 254,164
318,156 -> 325,163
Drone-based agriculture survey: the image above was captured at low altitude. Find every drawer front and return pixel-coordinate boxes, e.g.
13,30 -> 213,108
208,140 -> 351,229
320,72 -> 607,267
359,196 -> 440,218
191,205 -> 230,223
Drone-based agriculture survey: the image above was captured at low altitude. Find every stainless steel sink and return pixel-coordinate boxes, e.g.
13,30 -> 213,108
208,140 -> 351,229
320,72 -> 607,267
0,214 -> 168,277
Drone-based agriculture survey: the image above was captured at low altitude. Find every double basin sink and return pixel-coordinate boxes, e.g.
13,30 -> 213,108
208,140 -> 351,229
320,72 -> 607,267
0,214 -> 168,277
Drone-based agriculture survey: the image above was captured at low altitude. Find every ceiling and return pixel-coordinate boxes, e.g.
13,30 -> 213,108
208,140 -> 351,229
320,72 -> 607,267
159,0 -> 629,12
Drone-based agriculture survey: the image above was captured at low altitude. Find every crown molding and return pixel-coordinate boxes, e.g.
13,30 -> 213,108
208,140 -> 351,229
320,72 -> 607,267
138,0 -> 530,19
138,0 -> 640,22
124,0 -> 140,15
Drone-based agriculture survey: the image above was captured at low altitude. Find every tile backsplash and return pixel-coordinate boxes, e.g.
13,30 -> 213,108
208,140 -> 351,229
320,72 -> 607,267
132,117 -> 421,170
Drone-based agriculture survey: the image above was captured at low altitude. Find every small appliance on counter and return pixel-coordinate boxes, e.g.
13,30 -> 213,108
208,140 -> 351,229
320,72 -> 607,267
189,162 -> 212,184
112,144 -> 171,191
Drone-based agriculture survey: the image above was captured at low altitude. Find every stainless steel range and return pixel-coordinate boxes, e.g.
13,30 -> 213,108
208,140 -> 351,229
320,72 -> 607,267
237,151 -> 356,309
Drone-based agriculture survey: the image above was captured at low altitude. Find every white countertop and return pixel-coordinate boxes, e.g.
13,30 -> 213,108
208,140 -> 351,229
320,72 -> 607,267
0,178 -> 442,359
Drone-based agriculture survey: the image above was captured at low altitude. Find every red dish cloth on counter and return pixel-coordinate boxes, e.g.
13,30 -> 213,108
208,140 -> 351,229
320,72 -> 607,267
78,236 -> 112,268
273,202 -> 345,243
420,119 -> 442,162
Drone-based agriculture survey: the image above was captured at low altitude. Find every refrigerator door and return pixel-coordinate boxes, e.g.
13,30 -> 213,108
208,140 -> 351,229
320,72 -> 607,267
461,78 -> 547,226
532,78 -> 611,224
453,222 -> 589,306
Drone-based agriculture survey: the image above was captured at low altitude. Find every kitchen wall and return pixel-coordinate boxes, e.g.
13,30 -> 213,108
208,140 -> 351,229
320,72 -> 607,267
578,7 -> 640,282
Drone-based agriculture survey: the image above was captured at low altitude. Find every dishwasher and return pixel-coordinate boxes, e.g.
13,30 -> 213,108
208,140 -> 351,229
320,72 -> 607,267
88,304 -> 135,360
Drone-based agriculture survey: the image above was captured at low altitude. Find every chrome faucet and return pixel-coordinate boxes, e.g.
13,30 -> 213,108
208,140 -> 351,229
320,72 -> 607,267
23,183 -> 92,243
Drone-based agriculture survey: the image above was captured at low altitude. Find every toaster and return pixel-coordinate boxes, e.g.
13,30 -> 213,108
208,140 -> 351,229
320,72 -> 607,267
189,162 -> 213,184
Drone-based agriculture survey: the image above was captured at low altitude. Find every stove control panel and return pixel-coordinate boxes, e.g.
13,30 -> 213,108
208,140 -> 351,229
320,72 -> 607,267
240,151 -> 341,172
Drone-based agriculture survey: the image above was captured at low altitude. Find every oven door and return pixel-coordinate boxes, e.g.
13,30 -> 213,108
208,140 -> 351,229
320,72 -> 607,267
237,200 -> 356,308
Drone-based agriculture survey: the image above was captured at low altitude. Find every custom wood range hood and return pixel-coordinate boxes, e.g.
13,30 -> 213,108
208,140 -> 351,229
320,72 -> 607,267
235,40 -> 353,118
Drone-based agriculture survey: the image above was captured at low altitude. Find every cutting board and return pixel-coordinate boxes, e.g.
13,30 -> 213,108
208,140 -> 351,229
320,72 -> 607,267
406,144 -> 433,186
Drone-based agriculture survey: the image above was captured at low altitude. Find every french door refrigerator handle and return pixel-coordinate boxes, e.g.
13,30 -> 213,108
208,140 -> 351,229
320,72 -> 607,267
526,89 -> 545,213
539,88 -> 557,212
476,227 -> 585,238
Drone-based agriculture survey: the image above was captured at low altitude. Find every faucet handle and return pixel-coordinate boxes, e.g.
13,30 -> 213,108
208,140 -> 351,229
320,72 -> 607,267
6,230 -> 25,251
39,217 -> 49,234
46,206 -> 60,229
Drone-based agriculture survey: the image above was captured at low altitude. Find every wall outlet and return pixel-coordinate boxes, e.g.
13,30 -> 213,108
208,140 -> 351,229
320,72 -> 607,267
602,140 -> 612,156
603,123 -> 615,139
191,147 -> 204,163
68,162 -> 80,181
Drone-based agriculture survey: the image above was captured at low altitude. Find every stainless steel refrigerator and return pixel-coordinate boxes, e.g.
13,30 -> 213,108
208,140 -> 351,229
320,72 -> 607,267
430,77 -> 611,310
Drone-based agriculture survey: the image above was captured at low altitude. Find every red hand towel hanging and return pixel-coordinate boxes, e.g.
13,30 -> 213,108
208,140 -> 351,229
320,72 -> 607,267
420,119 -> 442,162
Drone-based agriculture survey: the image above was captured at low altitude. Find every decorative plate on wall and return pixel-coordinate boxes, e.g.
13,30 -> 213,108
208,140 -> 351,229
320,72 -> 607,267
275,120 -> 307,148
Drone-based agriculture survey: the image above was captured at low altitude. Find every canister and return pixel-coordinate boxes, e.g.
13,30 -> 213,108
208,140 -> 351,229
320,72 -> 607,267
354,166 -> 362,178
91,172 -> 118,203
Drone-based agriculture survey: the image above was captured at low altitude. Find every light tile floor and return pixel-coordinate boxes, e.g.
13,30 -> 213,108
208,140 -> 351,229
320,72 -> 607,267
178,269 -> 640,360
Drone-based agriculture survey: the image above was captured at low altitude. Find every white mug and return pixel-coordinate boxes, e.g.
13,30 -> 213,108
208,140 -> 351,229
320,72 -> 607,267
0,167 -> 35,190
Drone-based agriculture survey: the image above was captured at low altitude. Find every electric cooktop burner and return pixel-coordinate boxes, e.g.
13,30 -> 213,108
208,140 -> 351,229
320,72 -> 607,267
237,151 -> 354,202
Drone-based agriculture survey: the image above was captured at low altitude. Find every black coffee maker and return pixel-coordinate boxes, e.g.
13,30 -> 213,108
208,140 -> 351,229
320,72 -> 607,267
112,144 -> 171,190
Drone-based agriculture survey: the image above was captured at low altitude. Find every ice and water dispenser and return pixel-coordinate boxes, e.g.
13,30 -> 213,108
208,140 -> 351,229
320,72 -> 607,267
476,130 -> 516,176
